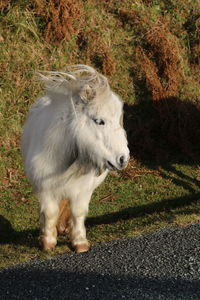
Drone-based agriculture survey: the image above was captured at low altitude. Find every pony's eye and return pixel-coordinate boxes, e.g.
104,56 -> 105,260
93,118 -> 105,125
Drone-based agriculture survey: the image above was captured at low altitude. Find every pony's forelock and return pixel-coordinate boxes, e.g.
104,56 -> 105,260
37,65 -> 110,100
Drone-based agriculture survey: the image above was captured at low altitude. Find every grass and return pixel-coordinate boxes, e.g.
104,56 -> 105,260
1,161 -> 200,268
0,0 -> 200,268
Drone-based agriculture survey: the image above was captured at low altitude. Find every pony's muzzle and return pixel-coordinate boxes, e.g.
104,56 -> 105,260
106,153 -> 129,171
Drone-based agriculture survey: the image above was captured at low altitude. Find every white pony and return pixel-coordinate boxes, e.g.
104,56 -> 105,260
21,65 -> 129,252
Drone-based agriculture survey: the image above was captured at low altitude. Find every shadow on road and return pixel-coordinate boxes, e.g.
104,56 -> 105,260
0,266 -> 200,299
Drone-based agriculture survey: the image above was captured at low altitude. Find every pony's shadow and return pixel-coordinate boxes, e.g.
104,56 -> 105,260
123,96 -> 200,197
124,96 -> 200,164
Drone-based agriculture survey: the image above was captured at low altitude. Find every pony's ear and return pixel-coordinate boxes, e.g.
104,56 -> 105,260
79,84 -> 96,103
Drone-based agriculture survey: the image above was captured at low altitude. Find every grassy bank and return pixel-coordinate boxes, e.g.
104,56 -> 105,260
0,0 -> 200,268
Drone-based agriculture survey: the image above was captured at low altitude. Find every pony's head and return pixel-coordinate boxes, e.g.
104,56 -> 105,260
39,65 -> 129,172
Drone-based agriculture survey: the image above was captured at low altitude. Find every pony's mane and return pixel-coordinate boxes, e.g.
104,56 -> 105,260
38,65 -> 110,99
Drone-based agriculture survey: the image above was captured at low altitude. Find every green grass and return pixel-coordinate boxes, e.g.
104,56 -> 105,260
0,0 -> 200,268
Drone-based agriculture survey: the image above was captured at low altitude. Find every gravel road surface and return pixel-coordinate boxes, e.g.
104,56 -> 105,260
0,223 -> 200,299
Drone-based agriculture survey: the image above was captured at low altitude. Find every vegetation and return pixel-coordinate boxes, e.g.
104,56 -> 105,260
0,0 -> 200,268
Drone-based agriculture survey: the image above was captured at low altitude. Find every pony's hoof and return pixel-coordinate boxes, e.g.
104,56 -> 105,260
40,237 -> 56,251
74,243 -> 90,253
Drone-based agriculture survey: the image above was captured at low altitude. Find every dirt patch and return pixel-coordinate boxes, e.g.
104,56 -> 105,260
34,0 -> 115,75
121,158 -> 161,179
77,30 -> 116,75
135,21 -> 183,101
35,0 -> 85,43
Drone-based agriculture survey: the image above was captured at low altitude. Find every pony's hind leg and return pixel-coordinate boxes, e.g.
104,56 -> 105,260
39,192 -> 59,251
56,199 -> 71,235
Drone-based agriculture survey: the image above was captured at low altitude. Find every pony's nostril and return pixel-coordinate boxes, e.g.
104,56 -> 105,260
119,156 -> 125,165
117,154 -> 129,169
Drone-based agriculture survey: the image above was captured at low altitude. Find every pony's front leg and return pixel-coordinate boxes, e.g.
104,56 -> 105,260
70,193 -> 92,253
39,192 -> 59,251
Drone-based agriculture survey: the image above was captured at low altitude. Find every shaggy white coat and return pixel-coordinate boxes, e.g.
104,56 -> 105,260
21,65 -> 129,251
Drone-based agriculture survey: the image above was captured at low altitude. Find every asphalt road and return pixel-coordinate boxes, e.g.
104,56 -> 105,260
0,223 -> 200,300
